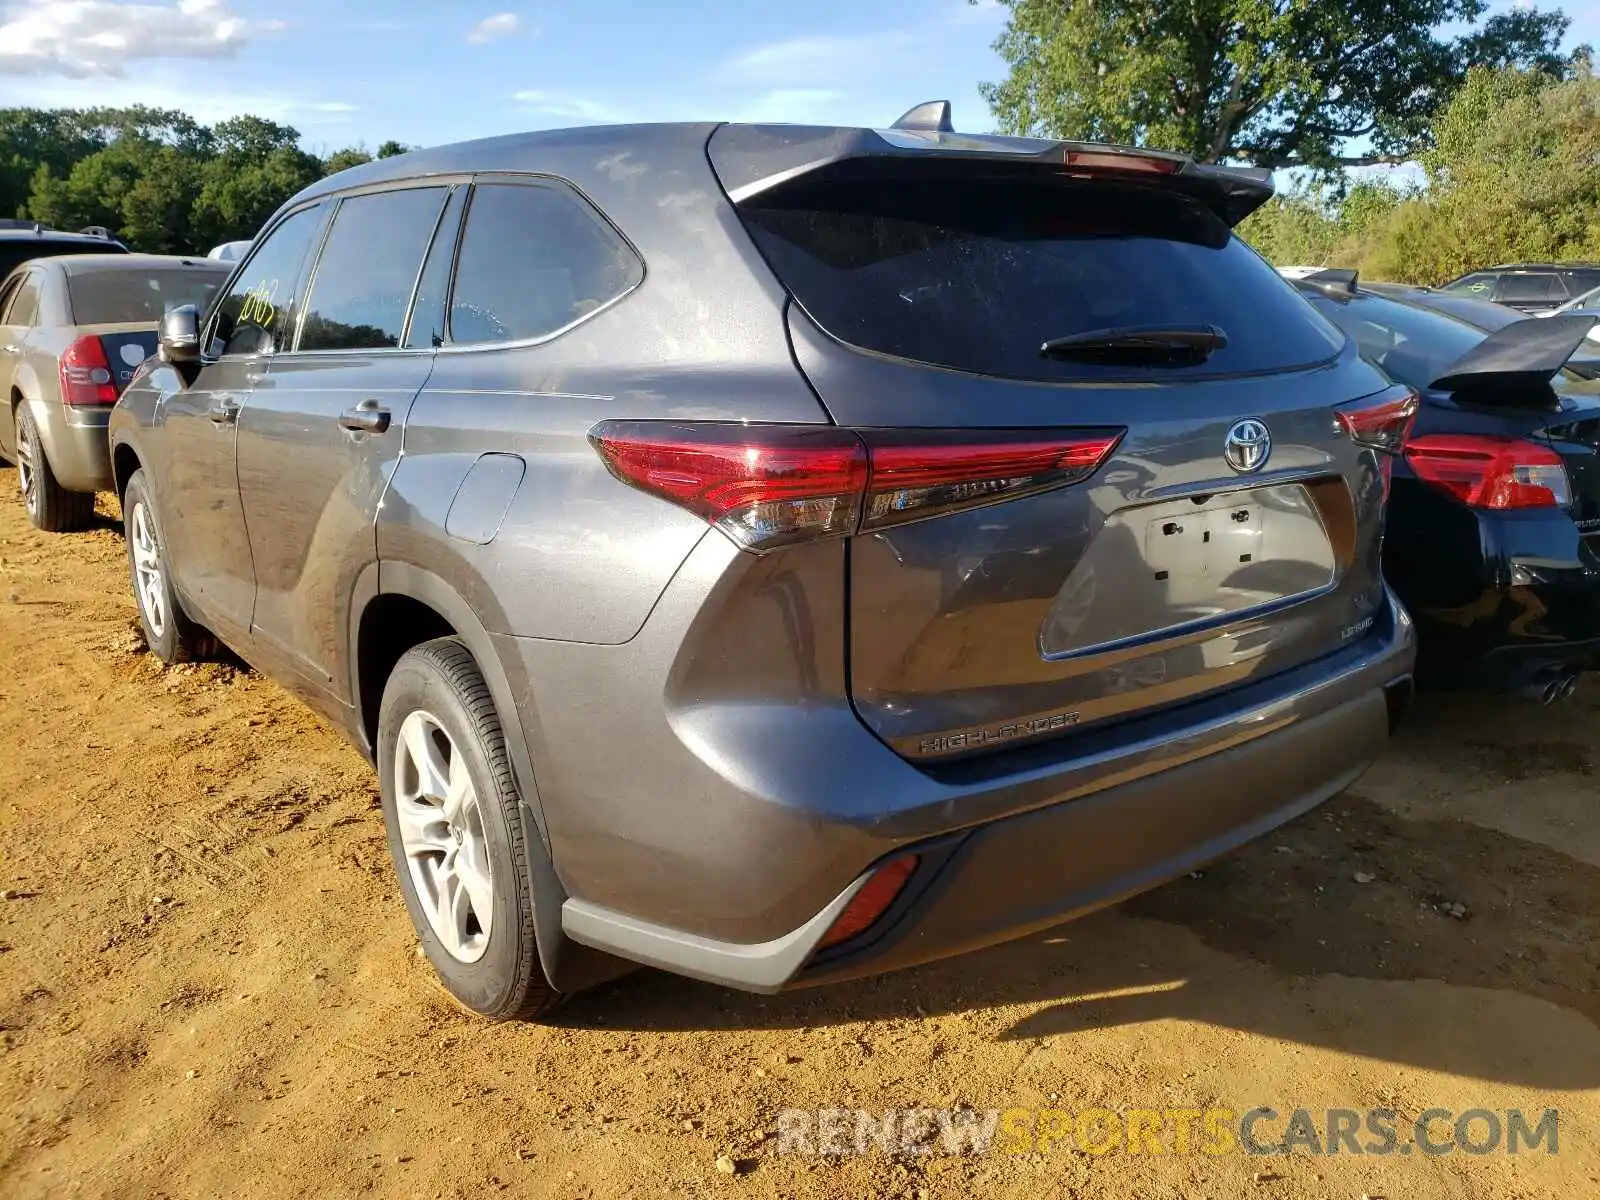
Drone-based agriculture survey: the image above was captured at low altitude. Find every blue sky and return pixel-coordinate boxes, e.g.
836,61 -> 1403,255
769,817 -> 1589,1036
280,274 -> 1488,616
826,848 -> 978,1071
0,0 -> 1595,157
0,0 -> 1011,153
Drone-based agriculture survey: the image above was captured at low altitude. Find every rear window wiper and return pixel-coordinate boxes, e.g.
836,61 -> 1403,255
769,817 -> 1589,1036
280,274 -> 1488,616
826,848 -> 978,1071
1041,324 -> 1228,365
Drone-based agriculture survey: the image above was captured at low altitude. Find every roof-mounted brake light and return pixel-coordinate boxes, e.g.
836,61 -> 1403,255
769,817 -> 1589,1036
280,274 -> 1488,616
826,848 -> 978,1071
1063,149 -> 1180,176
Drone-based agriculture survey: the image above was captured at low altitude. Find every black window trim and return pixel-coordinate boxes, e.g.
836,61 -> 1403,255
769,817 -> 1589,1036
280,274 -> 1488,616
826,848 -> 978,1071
400,185 -> 467,350
203,200 -> 333,363
0,272 -> 23,324
286,180 -> 457,358
434,171 -> 646,355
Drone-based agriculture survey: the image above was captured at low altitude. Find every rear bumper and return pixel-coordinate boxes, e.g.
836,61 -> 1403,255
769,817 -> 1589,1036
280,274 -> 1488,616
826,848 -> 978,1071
550,578 -> 1414,994
1397,507 -> 1600,689
34,401 -> 112,494
798,678 -> 1398,988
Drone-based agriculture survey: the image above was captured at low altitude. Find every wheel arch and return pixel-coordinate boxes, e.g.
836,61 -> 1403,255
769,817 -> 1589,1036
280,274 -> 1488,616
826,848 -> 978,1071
350,560 -> 633,996
110,438 -> 143,504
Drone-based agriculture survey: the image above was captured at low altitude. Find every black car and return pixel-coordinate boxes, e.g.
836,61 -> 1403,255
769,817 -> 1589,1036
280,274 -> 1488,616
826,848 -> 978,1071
1362,279 -> 1600,379
0,222 -> 128,278
1439,262 -> 1600,314
1298,275 -> 1600,697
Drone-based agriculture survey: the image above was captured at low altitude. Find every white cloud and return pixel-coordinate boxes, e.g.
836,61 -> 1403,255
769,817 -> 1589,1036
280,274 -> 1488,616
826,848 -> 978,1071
510,90 -> 626,124
0,70 -> 352,130
467,12 -> 521,44
719,33 -> 919,88
509,86 -> 852,128
950,0 -> 1007,24
0,0 -> 281,78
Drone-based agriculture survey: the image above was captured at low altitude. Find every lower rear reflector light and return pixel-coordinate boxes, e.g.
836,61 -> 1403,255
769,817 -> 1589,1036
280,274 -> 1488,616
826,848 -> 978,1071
816,855 -> 919,951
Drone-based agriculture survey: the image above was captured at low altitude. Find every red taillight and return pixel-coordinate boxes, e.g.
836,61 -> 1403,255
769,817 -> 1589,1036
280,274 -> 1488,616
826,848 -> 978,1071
816,855 -> 919,952
861,429 -> 1122,531
589,422 -> 1123,551
59,335 -> 118,406
588,423 -> 867,551
1336,385 -> 1419,454
1404,434 -> 1572,509
1063,149 -> 1180,176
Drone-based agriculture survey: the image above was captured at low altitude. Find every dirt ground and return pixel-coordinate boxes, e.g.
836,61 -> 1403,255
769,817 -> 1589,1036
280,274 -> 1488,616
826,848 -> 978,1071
1,469 -> 1598,1200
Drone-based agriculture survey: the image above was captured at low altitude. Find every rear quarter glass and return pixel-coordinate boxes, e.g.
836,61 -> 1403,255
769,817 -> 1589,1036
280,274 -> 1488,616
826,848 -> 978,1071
736,174 -> 1342,383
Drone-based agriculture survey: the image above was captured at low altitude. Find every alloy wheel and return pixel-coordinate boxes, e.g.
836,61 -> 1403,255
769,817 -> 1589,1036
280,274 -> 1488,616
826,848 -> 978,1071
15,416 -> 36,518
129,500 -> 167,641
393,710 -> 494,963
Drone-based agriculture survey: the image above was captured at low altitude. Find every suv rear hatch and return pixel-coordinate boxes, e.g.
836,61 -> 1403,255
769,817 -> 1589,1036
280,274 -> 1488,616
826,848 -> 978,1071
710,126 -> 1409,762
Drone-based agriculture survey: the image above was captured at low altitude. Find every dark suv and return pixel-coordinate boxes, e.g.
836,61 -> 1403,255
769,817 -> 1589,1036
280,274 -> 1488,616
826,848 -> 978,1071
0,221 -> 128,278
109,115 -> 1415,1018
1440,263 -> 1600,313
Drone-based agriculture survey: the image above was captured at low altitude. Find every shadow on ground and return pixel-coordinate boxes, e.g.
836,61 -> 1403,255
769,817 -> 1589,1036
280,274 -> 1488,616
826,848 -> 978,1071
555,695 -> 1600,1090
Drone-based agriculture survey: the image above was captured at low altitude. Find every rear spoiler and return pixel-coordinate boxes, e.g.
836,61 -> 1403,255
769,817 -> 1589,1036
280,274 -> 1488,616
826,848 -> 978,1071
707,123 -> 1275,227
1430,314 -> 1600,393
1299,268 -> 1358,296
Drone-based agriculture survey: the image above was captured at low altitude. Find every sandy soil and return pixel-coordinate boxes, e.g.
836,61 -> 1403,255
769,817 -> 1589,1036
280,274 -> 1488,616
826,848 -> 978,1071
0,468 -> 1597,1199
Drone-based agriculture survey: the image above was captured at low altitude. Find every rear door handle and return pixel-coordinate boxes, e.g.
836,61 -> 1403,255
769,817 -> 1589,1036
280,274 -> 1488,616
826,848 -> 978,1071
338,400 -> 391,435
208,398 -> 241,425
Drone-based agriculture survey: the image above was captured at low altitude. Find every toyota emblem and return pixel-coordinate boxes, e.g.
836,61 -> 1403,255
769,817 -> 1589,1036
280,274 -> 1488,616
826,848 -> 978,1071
1224,418 -> 1272,473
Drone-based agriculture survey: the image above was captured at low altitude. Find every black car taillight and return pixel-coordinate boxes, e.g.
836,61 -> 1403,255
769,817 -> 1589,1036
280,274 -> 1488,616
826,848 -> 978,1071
1404,434 -> 1572,509
588,421 -> 1124,552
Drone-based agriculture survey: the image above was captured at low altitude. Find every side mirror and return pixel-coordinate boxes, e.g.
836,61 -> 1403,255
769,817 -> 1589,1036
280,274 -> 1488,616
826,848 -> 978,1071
158,304 -> 201,365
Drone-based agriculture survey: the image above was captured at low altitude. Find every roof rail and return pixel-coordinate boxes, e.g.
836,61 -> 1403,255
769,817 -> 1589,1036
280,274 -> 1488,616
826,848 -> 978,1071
891,100 -> 954,133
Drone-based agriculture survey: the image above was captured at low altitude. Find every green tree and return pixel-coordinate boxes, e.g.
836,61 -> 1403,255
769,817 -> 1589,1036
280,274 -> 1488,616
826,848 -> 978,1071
192,145 -> 323,247
376,140 -> 411,159
0,109 -> 101,218
980,0 -> 1579,168
0,105 -> 404,250
1239,68 -> 1600,284
323,146 -> 373,175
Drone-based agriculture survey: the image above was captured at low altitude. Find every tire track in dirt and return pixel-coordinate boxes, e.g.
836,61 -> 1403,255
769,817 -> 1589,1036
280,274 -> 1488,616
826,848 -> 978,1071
0,470 -> 1597,1199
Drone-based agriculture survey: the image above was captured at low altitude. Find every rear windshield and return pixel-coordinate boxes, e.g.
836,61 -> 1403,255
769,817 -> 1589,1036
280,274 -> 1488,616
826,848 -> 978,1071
67,268 -> 227,324
738,175 -> 1342,381
1307,293 -> 1488,390
0,240 -> 123,278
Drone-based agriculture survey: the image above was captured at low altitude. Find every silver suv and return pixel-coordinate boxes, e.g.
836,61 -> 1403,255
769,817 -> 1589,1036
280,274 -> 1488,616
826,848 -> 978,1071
109,115 -> 1416,1018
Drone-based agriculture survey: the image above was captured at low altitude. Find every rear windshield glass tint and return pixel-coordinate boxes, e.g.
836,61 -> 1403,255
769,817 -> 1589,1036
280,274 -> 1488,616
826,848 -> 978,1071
1307,293 -> 1487,390
67,268 -> 228,324
738,176 -> 1342,381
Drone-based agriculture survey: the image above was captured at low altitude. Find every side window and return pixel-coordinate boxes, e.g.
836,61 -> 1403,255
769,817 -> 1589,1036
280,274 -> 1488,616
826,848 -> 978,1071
1498,273 -> 1562,304
297,187 -> 449,352
1445,273 -> 1495,296
7,272 -> 41,326
0,275 -> 21,323
448,181 -> 641,345
208,205 -> 325,357
403,188 -> 467,350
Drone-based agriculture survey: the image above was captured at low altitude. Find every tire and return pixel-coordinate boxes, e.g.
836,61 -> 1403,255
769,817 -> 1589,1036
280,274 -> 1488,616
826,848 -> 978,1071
122,469 -> 217,663
377,637 -> 561,1020
16,404 -> 93,533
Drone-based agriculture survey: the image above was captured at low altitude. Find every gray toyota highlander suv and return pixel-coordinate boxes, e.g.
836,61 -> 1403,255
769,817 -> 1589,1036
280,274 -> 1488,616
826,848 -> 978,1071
109,113 -> 1416,1019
